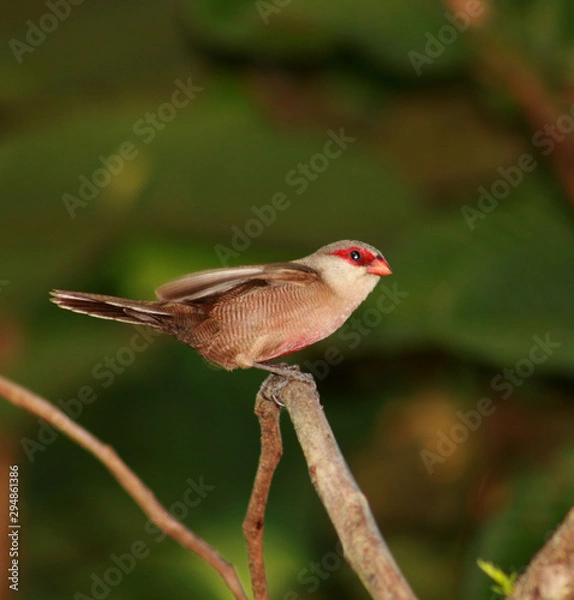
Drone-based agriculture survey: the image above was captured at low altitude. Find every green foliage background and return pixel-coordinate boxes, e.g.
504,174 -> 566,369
1,0 -> 573,598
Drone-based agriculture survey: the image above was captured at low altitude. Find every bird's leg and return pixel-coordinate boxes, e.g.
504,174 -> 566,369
253,362 -> 315,384
254,363 -> 316,407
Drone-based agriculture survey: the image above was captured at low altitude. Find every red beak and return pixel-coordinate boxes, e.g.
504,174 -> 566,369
367,256 -> 392,277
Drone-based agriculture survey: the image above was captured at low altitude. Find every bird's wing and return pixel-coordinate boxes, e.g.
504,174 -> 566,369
155,262 -> 320,302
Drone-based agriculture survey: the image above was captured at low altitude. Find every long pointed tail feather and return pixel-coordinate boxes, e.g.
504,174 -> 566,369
50,290 -> 170,327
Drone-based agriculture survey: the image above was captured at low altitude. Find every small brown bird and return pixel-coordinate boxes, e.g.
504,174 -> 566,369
50,240 -> 391,379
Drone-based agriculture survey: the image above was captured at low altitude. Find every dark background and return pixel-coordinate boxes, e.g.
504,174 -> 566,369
1,1 -> 573,598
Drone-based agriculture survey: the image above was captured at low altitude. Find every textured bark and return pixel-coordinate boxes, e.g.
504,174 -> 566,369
242,393 -> 283,600
509,509 -> 574,600
278,377 -> 417,600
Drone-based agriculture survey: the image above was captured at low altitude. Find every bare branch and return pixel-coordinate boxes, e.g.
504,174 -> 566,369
242,389 -> 283,600
508,508 -> 574,600
0,374 -> 249,600
278,377 -> 417,600
443,0 -> 574,209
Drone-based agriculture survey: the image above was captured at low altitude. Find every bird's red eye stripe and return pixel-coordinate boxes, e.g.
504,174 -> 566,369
330,247 -> 376,267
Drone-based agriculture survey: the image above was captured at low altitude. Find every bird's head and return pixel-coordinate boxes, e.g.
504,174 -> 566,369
299,240 -> 392,299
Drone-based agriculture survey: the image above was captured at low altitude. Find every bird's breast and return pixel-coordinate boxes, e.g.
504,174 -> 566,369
225,281 -> 354,361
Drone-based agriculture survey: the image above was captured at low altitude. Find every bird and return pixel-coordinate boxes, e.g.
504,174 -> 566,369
50,240 -> 391,381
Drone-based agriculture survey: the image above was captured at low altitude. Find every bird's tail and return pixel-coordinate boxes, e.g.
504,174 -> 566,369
50,290 -> 171,328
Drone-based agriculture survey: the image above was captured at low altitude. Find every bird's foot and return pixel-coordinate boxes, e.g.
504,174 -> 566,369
255,363 -> 316,407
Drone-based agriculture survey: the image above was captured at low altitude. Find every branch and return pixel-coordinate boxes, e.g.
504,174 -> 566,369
277,377 -> 417,600
0,374 -> 249,600
481,46 -> 574,206
508,508 -> 574,600
242,391 -> 282,600
443,0 -> 574,208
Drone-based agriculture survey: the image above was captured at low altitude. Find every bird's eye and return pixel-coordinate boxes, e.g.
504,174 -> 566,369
350,250 -> 361,261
